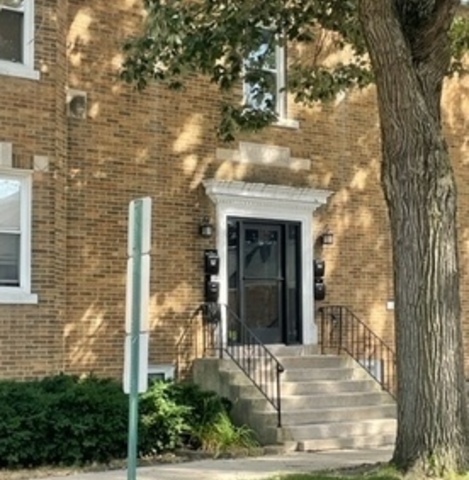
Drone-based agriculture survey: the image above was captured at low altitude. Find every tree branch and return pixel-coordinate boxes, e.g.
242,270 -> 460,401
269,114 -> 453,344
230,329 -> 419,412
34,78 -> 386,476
394,0 -> 459,121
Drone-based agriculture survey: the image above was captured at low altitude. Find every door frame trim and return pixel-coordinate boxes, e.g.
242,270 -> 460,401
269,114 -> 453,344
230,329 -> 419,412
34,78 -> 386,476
204,180 -> 332,346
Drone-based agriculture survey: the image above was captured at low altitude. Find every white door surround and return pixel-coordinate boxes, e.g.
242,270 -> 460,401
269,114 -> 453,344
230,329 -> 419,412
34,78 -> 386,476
203,179 -> 332,345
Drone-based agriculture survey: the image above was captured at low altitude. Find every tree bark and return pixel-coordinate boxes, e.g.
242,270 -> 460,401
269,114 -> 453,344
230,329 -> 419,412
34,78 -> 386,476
358,0 -> 469,474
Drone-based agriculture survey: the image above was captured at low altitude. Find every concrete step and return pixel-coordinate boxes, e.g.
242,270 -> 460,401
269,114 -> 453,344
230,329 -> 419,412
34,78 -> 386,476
280,418 -> 397,441
226,345 -> 320,358
282,367 -> 369,382
281,391 -> 392,410
227,378 -> 381,399
243,391 -> 391,412
197,350 -> 397,452
278,355 -> 353,369
297,432 -> 396,452
267,345 -> 320,356
252,404 -> 397,427
222,355 -> 352,371
281,379 -> 380,395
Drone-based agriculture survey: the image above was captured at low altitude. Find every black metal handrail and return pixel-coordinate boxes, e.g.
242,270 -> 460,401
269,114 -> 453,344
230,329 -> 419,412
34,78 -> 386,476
176,305 -> 205,379
319,305 -> 396,398
202,303 -> 285,427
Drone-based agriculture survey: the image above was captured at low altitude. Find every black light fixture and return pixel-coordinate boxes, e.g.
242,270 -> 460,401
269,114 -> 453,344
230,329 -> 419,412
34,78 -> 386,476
199,216 -> 214,238
320,228 -> 334,246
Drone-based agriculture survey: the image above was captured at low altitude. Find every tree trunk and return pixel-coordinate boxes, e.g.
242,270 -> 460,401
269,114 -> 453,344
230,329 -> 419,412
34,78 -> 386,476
359,0 -> 469,474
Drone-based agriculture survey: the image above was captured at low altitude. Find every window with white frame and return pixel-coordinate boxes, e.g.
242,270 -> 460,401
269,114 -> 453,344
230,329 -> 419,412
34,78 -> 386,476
244,29 -> 287,121
0,169 -> 36,303
0,0 -> 38,80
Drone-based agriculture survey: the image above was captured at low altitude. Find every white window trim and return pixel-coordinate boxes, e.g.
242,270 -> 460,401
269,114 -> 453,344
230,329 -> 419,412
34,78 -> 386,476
244,36 -> 299,129
273,45 -> 300,129
203,179 -> 332,346
0,167 -> 38,304
0,0 -> 40,80
274,43 -> 287,121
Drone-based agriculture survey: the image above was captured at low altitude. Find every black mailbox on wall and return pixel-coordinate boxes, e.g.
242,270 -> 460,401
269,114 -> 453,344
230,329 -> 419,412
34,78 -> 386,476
314,259 -> 325,277
313,259 -> 326,301
204,249 -> 220,275
205,280 -> 220,303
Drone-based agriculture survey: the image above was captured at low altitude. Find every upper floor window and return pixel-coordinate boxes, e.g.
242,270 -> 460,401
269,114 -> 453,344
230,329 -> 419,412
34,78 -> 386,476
244,30 -> 297,128
0,0 -> 39,80
0,169 -> 37,304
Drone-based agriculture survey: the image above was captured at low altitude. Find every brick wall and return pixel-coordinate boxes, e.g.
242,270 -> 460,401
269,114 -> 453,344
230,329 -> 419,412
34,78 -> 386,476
1,1 -> 468,379
63,0 -> 394,377
0,0 -> 68,378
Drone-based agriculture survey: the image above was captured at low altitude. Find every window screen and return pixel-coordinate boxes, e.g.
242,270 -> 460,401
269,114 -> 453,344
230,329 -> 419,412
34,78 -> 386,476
0,179 -> 21,287
0,7 -> 24,63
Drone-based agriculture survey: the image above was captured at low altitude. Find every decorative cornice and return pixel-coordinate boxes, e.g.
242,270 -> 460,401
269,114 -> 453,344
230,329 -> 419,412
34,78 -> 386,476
203,180 -> 332,212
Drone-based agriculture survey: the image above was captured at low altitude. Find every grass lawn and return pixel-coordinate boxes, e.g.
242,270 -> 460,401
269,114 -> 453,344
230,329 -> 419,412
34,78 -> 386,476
267,464 -> 469,480
271,475 -> 399,480
265,465 -> 403,480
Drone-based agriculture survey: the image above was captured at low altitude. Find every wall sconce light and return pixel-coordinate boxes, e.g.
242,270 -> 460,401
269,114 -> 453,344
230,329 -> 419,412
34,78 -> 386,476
199,217 -> 214,238
320,228 -> 334,246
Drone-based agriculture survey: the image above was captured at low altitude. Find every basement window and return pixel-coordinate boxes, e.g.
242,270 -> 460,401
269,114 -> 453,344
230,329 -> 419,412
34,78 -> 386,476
0,0 -> 39,80
148,364 -> 175,383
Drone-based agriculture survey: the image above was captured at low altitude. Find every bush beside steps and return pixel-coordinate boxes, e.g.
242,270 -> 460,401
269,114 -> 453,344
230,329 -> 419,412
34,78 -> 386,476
0,374 -> 258,469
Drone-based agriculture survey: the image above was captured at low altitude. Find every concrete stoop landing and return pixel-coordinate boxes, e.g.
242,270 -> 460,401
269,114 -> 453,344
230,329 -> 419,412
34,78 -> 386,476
193,345 -> 396,452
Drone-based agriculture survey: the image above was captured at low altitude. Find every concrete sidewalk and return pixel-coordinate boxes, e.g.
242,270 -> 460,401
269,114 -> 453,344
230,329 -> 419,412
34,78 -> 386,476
37,447 -> 393,480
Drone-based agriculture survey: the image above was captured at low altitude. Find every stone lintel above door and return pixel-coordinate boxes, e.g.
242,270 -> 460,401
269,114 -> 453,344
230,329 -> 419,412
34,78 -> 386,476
216,142 -> 311,171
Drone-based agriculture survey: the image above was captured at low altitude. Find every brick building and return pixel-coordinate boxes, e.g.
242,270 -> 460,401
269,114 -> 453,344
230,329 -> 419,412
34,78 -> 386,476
0,0 -> 468,380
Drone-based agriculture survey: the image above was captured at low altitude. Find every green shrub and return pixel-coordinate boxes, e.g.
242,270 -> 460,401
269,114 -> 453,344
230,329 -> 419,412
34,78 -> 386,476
0,380 -> 51,467
192,410 -> 258,453
43,375 -> 128,465
0,374 -> 128,467
169,382 -> 232,429
0,375 -> 256,468
151,381 -> 257,453
139,380 -> 191,454
139,380 -> 256,455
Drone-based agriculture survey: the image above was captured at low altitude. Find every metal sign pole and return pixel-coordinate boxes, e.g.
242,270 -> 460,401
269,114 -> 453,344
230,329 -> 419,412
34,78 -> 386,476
127,199 -> 143,480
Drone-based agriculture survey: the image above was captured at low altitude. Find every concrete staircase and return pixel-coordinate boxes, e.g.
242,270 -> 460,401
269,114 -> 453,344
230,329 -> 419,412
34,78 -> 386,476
193,345 -> 396,452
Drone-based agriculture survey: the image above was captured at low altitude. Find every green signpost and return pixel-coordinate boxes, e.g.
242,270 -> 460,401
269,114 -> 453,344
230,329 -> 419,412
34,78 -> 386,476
125,197 -> 152,480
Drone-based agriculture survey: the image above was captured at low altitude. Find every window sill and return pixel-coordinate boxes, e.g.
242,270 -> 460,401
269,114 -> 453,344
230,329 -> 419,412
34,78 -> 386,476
273,118 -> 300,129
0,290 -> 39,304
0,62 -> 40,80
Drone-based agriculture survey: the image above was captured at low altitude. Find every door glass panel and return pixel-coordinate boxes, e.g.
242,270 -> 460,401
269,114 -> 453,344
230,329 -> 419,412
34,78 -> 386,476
243,224 -> 282,343
245,282 -> 280,330
244,227 -> 279,279
226,218 -> 302,345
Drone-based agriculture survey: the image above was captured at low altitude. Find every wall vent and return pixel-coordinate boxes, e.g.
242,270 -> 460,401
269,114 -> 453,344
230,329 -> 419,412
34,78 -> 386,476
66,89 -> 87,119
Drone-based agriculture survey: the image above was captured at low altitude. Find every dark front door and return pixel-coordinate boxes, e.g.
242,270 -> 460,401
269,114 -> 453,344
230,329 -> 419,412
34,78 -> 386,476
227,218 -> 302,344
